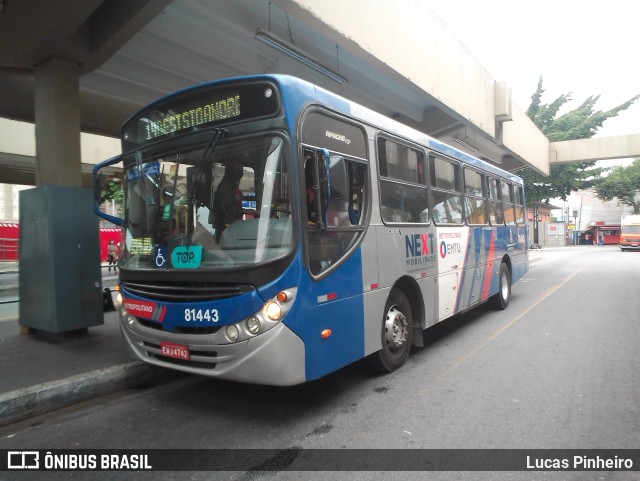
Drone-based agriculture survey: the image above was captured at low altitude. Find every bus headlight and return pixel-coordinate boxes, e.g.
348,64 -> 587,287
264,302 -> 282,321
223,288 -> 297,344
246,317 -> 261,334
226,325 -> 240,342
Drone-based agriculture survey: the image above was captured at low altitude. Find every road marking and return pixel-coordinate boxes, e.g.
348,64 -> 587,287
437,269 -> 582,380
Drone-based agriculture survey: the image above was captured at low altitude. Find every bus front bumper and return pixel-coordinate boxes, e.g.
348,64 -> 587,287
119,315 -> 306,386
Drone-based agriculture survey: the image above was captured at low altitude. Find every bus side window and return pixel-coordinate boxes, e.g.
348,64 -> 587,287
304,151 -> 321,226
348,162 -> 366,224
487,176 -> 504,225
464,168 -> 488,225
514,185 -> 525,224
378,137 -> 428,224
430,155 -> 463,224
304,148 -> 368,276
502,182 -> 516,225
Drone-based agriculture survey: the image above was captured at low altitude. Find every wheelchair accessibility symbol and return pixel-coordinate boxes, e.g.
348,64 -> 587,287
154,246 -> 168,267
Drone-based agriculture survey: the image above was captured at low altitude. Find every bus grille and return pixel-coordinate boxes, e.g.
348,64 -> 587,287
121,280 -> 254,302
136,318 -> 221,335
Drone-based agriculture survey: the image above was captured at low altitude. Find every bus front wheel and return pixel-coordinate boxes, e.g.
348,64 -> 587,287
369,288 -> 413,373
490,262 -> 511,310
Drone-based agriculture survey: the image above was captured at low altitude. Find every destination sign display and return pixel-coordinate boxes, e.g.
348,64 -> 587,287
122,81 -> 280,151
144,94 -> 240,141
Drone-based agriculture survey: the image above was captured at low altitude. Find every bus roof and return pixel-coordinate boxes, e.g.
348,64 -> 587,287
125,73 -> 524,185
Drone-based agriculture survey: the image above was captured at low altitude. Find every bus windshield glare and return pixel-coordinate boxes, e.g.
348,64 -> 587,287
122,134 -> 292,270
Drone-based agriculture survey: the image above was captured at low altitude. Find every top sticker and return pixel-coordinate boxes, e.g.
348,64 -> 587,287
171,245 -> 203,269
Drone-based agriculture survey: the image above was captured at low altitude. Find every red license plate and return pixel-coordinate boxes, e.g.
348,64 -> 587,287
160,342 -> 190,360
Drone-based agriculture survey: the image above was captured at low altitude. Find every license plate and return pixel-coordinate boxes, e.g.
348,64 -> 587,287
160,342 -> 190,360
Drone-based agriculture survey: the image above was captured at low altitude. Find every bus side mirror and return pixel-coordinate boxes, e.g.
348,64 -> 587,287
93,155 -> 124,226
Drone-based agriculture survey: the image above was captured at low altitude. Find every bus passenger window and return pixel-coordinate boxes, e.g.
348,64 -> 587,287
378,137 -> 428,224
514,185 -> 525,224
430,156 -> 463,224
348,162 -> 366,224
502,182 -> 516,225
487,177 -> 504,225
464,168 -> 488,225
304,154 -> 320,226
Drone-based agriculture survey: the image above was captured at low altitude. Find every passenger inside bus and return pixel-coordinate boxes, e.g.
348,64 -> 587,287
213,160 -> 244,241
305,158 -> 320,227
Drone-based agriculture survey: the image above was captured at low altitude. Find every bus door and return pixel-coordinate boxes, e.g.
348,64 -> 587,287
300,147 -> 369,380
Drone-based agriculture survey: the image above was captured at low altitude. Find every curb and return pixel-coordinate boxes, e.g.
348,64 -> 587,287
0,362 -> 173,427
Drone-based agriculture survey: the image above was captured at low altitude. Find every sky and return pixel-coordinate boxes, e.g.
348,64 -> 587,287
425,0 -> 640,138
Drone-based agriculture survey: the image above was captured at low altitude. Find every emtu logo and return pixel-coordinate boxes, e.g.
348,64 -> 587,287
8,451 -> 39,469
440,240 -> 462,258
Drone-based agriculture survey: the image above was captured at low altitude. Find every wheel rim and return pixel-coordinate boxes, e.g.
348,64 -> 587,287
500,270 -> 509,300
384,305 -> 408,351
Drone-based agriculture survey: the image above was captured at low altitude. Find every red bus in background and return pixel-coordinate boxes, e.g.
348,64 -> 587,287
0,223 -> 19,261
0,223 -> 120,263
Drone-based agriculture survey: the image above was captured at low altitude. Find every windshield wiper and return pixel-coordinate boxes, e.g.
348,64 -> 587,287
187,128 -> 228,207
135,150 -> 157,206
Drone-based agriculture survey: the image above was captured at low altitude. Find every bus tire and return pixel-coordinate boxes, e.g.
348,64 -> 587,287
490,262 -> 511,310
368,288 -> 413,373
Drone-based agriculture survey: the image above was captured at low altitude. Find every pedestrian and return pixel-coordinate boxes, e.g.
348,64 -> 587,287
107,239 -> 118,272
598,233 -> 604,247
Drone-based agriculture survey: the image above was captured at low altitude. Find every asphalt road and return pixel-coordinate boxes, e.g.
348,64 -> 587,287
1,246 -> 639,481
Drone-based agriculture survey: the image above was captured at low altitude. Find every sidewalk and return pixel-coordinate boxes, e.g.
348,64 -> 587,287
0,267 -> 178,427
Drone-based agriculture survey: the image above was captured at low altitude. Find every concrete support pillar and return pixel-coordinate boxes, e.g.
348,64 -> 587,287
20,56 -> 103,335
34,56 -> 82,187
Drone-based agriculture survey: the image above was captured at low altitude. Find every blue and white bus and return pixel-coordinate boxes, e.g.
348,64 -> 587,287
94,75 -> 528,385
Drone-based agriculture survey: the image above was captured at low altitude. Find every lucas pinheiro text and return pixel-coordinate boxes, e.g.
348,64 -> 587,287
526,455 -> 633,470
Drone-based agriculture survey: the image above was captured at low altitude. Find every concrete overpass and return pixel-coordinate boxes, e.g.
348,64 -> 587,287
550,134 -> 640,164
2,0 -> 639,185
1,0 -> 549,185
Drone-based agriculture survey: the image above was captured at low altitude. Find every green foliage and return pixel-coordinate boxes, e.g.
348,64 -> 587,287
521,162 -> 604,206
593,158 -> 640,214
522,77 -> 639,206
100,179 -> 123,205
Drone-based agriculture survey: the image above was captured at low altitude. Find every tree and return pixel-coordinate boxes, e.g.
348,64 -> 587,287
521,77 -> 639,206
100,179 -> 123,209
592,158 -> 640,214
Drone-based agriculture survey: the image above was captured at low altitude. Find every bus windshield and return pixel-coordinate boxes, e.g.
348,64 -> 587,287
121,134 -> 292,270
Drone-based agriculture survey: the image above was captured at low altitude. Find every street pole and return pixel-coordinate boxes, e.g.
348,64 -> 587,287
533,202 -> 539,245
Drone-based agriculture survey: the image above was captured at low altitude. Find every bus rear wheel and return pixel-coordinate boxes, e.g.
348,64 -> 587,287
490,262 -> 511,310
369,288 -> 413,373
